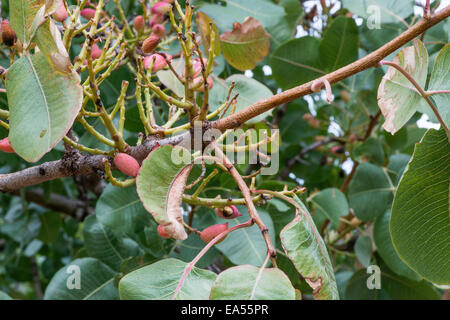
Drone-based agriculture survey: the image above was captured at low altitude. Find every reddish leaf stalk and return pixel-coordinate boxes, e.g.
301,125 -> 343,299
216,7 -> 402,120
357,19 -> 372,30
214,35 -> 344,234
213,145 -> 278,266
171,219 -> 254,300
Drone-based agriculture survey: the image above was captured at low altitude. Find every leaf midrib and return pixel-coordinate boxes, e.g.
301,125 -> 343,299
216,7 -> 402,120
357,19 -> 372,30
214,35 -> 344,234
25,54 -> 51,148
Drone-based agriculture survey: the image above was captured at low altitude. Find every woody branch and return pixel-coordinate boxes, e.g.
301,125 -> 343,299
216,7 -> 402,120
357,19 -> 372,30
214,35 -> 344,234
0,5 -> 449,192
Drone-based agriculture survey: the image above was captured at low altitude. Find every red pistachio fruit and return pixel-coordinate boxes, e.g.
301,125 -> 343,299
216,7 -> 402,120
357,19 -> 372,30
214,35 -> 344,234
133,15 -> 145,33
157,225 -> 171,239
150,13 -> 165,27
144,53 -> 172,72
53,1 -> 68,22
193,77 -> 213,92
200,223 -> 229,244
0,137 -> 14,153
215,205 -> 242,219
1,20 -> 16,47
151,24 -> 166,38
113,153 -> 140,177
80,8 -> 96,20
182,57 -> 207,78
91,43 -> 102,59
142,35 -> 160,54
151,1 -> 172,15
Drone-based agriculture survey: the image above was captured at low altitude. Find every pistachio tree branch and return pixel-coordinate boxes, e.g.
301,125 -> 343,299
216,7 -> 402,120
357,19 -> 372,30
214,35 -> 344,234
0,133 -> 187,192
1,6 -> 448,193
211,6 -> 450,131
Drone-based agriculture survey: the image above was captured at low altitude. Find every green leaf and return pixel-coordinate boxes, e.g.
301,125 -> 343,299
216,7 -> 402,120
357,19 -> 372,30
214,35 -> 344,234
199,0 -> 285,33
119,258 -> 217,300
421,44 -> 450,128
359,22 -> 405,52
374,210 -> 420,281
386,153 -> 410,185
220,17 -> 270,71
96,184 -> 152,234
390,128 -> 450,285
209,75 -> 273,123
37,211 -> 62,243
33,19 -> 72,74
377,40 -> 428,134
271,37 -> 324,89
348,162 -> 394,221
44,258 -> 119,300
319,17 -> 359,71
309,188 -> 349,228
215,206 -> 275,267
196,12 -> 221,57
342,0 -> 414,24
354,236 -> 372,267
353,137 -> 385,166
5,52 -> 83,162
345,267 -> 440,300
268,0 -> 302,48
136,145 -> 193,240
169,232 -> 219,268
280,195 -> 339,300
271,17 -> 358,90
9,0 -> 44,45
83,215 -> 138,270
156,58 -> 185,98
0,291 -> 12,300
210,265 -> 295,300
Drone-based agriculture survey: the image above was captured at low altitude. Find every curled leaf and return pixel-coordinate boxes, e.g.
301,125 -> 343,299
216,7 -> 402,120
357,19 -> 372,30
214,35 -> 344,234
377,40 -> 428,134
279,195 -> 339,300
220,17 -> 270,71
136,145 -> 193,240
164,164 -> 193,240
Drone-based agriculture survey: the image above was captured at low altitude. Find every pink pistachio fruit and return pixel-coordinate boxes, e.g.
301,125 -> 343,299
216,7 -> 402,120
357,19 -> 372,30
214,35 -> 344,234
113,153 -> 140,177
200,223 -> 229,244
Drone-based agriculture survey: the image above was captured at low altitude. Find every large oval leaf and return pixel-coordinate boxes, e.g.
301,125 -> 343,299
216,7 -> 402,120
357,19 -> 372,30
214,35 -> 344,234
96,184 -> 152,234
342,0 -> 414,24
271,37 -> 324,90
5,52 -> 83,162
136,145 -> 192,240
199,0 -> 285,33
44,258 -> 119,300
220,17 -> 270,71
210,265 -> 295,300
348,162 -> 394,221
119,258 -> 216,300
345,267 -> 440,300
319,17 -> 359,71
9,0 -> 44,45
390,128 -> 450,285
309,188 -> 349,228
280,195 -> 339,300
373,210 -> 420,281
83,215 -> 139,271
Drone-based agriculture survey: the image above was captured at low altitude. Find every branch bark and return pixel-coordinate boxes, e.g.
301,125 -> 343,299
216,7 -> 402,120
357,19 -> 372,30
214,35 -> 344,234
0,133 -> 186,192
211,6 -> 450,131
0,6 -> 449,192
